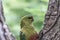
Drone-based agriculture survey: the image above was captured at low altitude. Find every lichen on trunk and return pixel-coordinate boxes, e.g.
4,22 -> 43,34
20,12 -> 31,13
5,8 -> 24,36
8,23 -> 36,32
0,0 -> 16,40
39,0 -> 60,40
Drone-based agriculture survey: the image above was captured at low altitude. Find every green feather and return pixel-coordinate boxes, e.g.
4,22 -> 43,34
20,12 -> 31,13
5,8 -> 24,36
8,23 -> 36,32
20,15 -> 38,40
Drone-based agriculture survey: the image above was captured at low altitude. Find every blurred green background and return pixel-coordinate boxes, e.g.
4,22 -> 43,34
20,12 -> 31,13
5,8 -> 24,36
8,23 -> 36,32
3,0 -> 49,40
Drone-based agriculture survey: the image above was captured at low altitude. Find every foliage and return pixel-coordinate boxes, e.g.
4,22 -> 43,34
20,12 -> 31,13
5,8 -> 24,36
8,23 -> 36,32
3,0 -> 49,40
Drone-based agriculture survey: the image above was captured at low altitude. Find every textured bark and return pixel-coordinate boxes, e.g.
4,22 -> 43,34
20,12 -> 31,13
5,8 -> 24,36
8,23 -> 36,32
39,0 -> 60,40
0,0 -> 16,40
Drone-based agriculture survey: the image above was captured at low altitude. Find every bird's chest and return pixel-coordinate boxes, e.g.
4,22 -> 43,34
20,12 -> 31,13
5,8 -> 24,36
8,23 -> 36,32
21,27 -> 36,40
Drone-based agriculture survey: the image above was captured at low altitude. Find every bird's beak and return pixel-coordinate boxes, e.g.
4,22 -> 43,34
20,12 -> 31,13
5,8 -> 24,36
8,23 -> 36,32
32,17 -> 34,21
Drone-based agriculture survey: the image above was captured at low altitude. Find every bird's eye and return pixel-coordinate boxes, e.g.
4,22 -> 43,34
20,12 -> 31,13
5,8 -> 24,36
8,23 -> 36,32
28,16 -> 34,21
28,17 -> 32,19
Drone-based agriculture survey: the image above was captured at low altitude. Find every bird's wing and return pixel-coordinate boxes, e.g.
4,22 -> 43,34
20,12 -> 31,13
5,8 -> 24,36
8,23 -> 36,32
20,31 -> 26,40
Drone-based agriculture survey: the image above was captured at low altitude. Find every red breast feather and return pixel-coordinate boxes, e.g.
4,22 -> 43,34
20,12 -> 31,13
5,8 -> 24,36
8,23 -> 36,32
29,33 -> 39,40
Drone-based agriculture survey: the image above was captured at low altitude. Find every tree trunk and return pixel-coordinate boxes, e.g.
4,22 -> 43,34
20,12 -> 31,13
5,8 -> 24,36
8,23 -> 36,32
0,0 -> 16,40
39,0 -> 60,40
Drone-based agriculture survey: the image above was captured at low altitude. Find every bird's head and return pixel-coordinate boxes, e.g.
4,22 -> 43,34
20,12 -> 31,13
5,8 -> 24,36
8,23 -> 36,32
20,15 -> 34,28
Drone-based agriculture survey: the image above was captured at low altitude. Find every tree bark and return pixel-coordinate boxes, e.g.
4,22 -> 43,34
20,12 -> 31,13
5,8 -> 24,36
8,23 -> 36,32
39,0 -> 60,40
0,0 -> 16,40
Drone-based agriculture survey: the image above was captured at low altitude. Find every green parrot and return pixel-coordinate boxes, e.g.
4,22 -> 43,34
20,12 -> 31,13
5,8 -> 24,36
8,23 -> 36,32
20,15 -> 39,40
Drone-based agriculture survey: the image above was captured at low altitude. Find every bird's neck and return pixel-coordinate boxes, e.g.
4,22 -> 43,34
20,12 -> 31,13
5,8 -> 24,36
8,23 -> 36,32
24,22 -> 32,26
24,24 -> 33,28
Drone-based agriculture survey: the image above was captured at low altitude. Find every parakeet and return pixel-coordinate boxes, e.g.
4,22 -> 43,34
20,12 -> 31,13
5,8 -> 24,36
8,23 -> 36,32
20,15 -> 39,40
